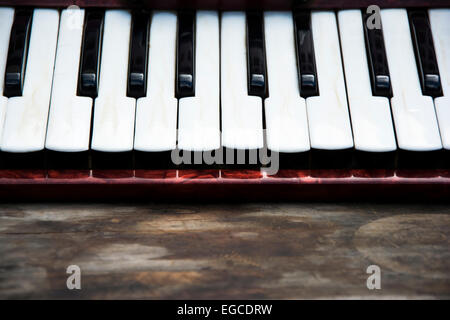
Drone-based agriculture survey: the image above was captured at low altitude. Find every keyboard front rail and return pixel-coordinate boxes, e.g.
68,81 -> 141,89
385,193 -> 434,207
0,169 -> 448,201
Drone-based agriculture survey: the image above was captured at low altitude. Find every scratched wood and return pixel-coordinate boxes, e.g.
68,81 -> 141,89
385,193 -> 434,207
0,203 -> 449,299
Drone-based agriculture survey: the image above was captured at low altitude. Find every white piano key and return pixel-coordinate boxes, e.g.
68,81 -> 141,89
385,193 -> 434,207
1,9 -> 59,153
0,8 -> 14,143
91,10 -> 136,152
134,11 -> 178,152
381,9 -> 442,151
177,11 -> 221,152
263,11 -> 310,153
221,11 -> 263,150
45,8 -> 93,153
337,10 -> 396,153
429,9 -> 450,150
307,11 -> 353,150
221,12 -> 264,149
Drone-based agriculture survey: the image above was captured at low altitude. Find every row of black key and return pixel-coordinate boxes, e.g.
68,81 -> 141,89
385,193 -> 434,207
4,9 -> 443,102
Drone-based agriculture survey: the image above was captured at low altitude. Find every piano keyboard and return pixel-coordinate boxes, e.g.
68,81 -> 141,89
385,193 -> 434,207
0,7 -> 449,173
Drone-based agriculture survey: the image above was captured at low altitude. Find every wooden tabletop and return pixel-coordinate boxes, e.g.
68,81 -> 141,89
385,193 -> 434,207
0,202 -> 449,299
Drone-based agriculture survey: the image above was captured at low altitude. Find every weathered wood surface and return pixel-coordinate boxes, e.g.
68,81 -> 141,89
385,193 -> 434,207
0,203 -> 449,299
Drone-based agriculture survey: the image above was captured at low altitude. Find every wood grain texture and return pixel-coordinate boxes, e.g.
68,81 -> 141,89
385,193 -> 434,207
0,0 -> 448,9
0,202 -> 449,299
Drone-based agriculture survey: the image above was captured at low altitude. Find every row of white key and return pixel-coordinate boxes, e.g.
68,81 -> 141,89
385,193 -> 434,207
222,10 -> 353,153
0,8 -> 448,157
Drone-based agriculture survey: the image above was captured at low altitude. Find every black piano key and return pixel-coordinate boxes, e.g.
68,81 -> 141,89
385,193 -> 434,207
91,151 -> 133,170
408,10 -> 443,97
176,11 -> 195,98
444,150 -> 450,170
293,10 -> 319,98
0,151 -> 45,170
353,150 -> 396,170
175,150 -> 221,170
135,151 -> 175,169
363,11 -> 392,98
78,9 -> 104,98
3,9 -> 32,98
278,152 -> 310,170
397,149 -> 445,170
221,148 -> 261,169
246,11 -> 268,98
127,11 -> 150,99
310,149 -> 353,170
46,150 -> 90,170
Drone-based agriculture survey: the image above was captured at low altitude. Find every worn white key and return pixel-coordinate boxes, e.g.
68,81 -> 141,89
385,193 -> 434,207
0,8 -> 14,143
263,11 -> 310,153
429,9 -> 450,150
91,10 -> 136,152
134,11 -> 177,152
177,11 -> 220,152
221,11 -> 263,150
338,10 -> 396,153
1,9 -> 59,153
46,8 -> 93,153
381,9 -> 442,151
307,11 -> 353,150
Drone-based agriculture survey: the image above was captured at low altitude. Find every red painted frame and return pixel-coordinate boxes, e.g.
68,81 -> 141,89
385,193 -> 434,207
0,169 -> 449,200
